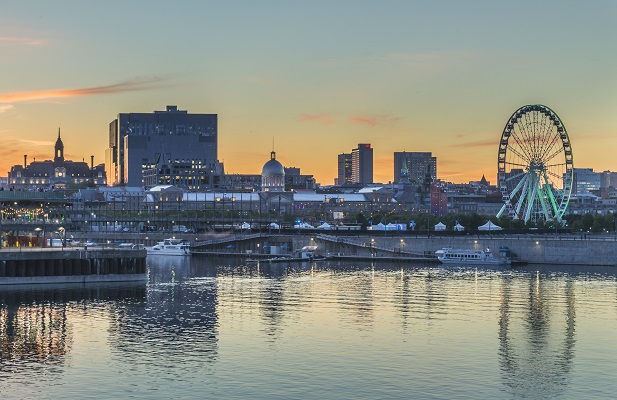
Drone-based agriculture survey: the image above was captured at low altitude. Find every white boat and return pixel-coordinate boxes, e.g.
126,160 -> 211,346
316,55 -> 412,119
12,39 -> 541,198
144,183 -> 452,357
435,247 -> 510,266
146,238 -> 191,256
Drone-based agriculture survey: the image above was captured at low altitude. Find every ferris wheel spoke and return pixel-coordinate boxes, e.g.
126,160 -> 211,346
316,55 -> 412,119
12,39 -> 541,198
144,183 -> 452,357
514,175 -> 531,216
524,177 -> 539,222
504,161 -> 530,169
509,133 -> 534,162
543,173 -> 561,216
543,162 -> 568,169
505,144 -> 532,164
538,133 -> 561,162
543,146 -> 567,165
545,169 -> 564,182
537,184 -> 552,220
516,119 -> 536,158
505,171 -> 527,182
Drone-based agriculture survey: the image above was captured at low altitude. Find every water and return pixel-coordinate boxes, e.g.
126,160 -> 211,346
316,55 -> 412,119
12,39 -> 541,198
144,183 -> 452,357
1,256 -> 617,399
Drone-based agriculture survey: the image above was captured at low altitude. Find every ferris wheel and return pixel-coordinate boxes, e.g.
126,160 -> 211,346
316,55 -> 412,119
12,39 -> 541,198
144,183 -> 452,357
496,104 -> 573,224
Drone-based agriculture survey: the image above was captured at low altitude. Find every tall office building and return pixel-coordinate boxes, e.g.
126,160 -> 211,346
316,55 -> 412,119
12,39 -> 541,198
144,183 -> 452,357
351,144 -> 373,184
573,168 -> 600,194
393,152 -> 437,183
106,105 -> 220,188
336,153 -> 353,185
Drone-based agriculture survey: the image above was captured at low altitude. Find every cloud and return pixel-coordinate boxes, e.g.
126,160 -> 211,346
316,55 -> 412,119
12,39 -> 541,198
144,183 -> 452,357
0,104 -> 14,113
14,139 -> 55,147
348,113 -> 401,127
453,139 -> 496,148
0,77 -> 172,103
0,37 -> 47,46
297,113 -> 335,125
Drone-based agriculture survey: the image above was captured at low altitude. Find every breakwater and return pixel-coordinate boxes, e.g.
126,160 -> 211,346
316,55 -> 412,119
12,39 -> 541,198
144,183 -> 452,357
0,248 -> 147,285
190,232 -> 617,266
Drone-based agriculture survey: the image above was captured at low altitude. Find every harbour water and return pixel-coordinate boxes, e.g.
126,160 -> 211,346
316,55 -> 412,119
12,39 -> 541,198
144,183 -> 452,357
1,256 -> 616,399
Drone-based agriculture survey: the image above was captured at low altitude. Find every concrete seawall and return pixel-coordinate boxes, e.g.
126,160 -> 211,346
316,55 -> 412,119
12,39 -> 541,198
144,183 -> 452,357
315,235 -> 617,266
0,248 -> 148,285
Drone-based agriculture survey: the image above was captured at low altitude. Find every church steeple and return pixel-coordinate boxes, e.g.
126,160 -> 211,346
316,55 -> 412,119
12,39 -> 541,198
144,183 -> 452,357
54,127 -> 64,166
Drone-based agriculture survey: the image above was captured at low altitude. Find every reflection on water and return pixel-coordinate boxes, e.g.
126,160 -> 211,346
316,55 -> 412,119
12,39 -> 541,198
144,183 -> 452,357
0,257 -> 616,399
0,282 -> 145,390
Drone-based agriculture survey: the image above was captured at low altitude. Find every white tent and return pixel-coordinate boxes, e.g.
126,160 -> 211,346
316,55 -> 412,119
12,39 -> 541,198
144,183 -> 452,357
371,222 -> 386,231
385,223 -> 398,231
240,222 -> 251,230
478,221 -> 503,231
454,223 -> 465,232
434,222 -> 446,231
316,222 -> 333,230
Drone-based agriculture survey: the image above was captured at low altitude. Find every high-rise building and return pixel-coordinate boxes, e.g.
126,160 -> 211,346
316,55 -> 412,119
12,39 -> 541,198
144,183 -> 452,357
573,168 -> 600,194
336,153 -> 353,185
394,152 -> 437,183
351,144 -> 373,184
600,171 -> 617,189
106,105 -> 220,189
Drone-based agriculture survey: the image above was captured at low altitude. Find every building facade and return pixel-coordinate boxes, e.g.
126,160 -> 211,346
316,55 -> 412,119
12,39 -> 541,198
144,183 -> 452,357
336,153 -> 353,185
106,105 -> 220,188
393,152 -> 437,183
8,129 -> 106,188
573,168 -> 601,194
351,144 -> 373,184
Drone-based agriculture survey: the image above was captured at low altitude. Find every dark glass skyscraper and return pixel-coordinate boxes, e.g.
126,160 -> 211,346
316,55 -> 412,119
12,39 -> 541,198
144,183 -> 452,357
106,106 -> 219,188
393,152 -> 436,183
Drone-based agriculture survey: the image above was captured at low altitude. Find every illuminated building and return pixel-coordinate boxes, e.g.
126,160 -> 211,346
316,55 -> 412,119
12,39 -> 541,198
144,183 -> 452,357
8,129 -> 106,188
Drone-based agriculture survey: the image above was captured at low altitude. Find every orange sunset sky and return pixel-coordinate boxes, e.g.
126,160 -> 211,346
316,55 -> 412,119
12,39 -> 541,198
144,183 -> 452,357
1,1 -> 616,185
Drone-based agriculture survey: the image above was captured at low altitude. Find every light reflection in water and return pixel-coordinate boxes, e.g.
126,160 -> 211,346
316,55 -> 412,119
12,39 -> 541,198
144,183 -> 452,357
0,258 -> 615,399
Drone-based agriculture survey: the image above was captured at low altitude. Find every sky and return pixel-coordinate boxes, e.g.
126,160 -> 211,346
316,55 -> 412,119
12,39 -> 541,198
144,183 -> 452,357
1,0 -> 616,185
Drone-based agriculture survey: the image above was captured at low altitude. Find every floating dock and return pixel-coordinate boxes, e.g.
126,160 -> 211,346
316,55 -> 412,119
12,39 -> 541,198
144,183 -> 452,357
0,248 -> 147,285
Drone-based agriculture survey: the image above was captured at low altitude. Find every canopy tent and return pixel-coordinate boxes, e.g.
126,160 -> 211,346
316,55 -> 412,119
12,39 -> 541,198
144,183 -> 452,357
453,223 -> 465,232
478,221 -> 503,231
316,222 -> 333,230
385,223 -> 398,231
370,222 -> 387,231
434,222 -> 446,231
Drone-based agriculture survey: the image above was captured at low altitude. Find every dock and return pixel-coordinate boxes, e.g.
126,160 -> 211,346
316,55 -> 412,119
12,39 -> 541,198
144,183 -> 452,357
0,247 -> 147,285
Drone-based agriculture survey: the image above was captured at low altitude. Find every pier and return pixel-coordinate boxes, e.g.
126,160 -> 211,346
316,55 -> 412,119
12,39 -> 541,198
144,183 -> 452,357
0,247 -> 147,285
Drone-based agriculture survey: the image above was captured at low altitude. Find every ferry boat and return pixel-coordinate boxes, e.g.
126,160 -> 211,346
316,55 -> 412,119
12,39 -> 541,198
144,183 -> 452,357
434,247 -> 510,266
146,238 -> 191,256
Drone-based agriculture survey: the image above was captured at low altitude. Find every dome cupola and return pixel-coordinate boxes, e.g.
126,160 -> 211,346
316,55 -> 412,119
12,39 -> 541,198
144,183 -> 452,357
261,151 -> 285,191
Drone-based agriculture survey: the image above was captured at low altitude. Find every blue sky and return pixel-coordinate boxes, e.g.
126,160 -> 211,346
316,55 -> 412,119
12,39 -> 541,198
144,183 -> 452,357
1,0 -> 615,184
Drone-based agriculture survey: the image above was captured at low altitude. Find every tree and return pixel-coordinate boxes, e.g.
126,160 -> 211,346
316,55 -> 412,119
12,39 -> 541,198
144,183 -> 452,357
356,213 -> 369,230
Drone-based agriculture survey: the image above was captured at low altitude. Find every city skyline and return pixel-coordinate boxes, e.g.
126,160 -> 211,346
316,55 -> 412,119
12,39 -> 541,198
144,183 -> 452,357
1,1 -> 615,185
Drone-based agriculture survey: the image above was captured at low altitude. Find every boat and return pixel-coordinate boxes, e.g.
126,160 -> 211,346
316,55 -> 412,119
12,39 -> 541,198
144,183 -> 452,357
146,238 -> 191,256
434,247 -> 510,266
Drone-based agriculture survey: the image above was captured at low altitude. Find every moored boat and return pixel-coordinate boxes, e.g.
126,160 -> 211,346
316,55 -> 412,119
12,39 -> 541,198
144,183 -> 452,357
146,238 -> 191,256
435,247 -> 510,266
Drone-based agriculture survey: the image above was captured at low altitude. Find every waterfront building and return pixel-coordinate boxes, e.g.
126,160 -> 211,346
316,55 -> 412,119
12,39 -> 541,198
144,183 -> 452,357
106,105 -> 220,189
8,129 -> 106,188
351,144 -> 373,184
394,151 -> 437,183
